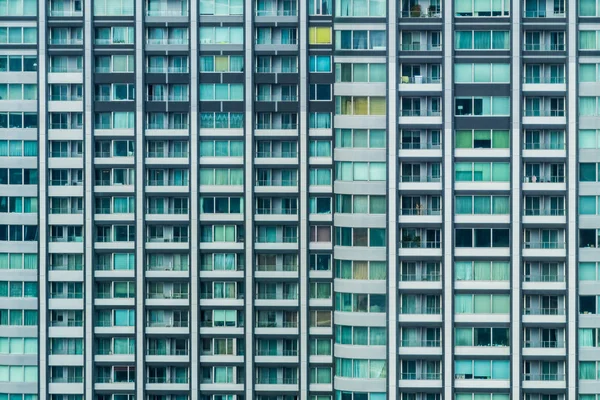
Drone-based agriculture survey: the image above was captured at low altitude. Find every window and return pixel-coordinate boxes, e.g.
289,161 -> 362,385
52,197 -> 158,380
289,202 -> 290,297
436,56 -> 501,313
580,97 -> 600,116
200,0 -> 243,14
335,260 -> 387,280
455,228 -> 510,247
0,309 -> 37,326
199,168 -> 243,185
309,253 -> 331,271
336,63 -> 386,83
455,162 -> 510,182
0,0 -> 36,15
455,0 -> 509,16
309,168 -> 331,185
335,0 -> 385,16
335,358 -> 387,378
454,261 -> 510,281
580,63 -> 600,82
199,84 -> 243,101
199,27 -> 243,44
94,0 -> 133,15
455,97 -> 510,116
310,310 -> 331,327
310,226 -> 332,243
455,130 -> 509,148
581,0 -> 600,16
454,327 -> 510,347
199,55 -> 243,72
200,197 -> 243,214
0,27 -> 36,44
455,30 -> 510,49
335,162 -> 386,181
335,129 -> 386,148
454,63 -> 510,83
455,195 -> 510,214
200,140 -> 243,157
454,360 -> 510,380
335,194 -> 386,214
580,163 -> 600,182
580,30 -> 600,50
309,27 -> 332,44
309,84 -> 331,101
335,227 -> 386,247
335,96 -> 386,115
0,55 -> 36,72
309,112 -> 331,128
455,294 -> 510,313
335,30 -> 386,50
0,365 -> 38,382
580,130 -> 600,149
200,112 -> 243,129
309,0 -> 332,14
94,27 -> 134,45
309,55 -> 331,72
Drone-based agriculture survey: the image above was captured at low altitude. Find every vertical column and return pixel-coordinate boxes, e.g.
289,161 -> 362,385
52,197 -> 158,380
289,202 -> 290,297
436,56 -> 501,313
244,0 -> 254,394
37,0 -> 48,394
299,0 -> 308,395
84,0 -> 94,396
190,0 -> 199,398
510,0 -> 522,397
387,0 -> 398,397
135,0 -> 145,393
567,0 -> 578,396
442,3 -> 454,400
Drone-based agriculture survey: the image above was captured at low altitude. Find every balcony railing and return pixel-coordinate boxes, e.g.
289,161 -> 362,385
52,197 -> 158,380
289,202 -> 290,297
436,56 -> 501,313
146,38 -> 189,45
256,207 -> 298,215
256,151 -> 297,158
255,320 -> 298,328
523,10 -> 565,17
523,142 -> 565,150
49,38 -> 83,45
147,207 -> 188,214
255,123 -> 297,130
400,109 -> 442,117
523,44 -> 565,51
401,372 -> 441,380
523,176 -> 564,183
400,240 -> 441,249
523,242 -> 565,249
400,208 -> 441,215
523,209 -> 565,216
256,8 -> 297,16
255,264 -> 298,272
146,123 -> 189,130
400,43 -> 442,51
523,76 -> 566,84
255,66 -> 298,73
401,339 -> 441,347
255,349 -> 298,356
401,306 -> 441,315
49,9 -> 83,16
524,340 -> 565,348
146,9 -> 189,16
400,142 -> 441,149
523,110 -> 565,117
400,175 -> 441,183
400,273 -> 440,282
256,94 -> 298,102
523,307 -> 564,315
256,377 -> 298,385
400,76 -> 441,84
523,274 -> 564,282
523,373 -> 565,381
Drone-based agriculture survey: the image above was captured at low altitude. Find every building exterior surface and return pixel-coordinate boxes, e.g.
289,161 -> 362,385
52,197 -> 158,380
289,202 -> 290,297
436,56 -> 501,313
3,0 -> 600,399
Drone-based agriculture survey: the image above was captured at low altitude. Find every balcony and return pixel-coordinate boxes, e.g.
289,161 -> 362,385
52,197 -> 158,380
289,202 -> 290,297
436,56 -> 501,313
398,372 -> 442,389
523,307 -> 566,324
399,175 -> 442,192
522,76 -> 566,93
522,108 -> 566,125
523,340 -> 566,357
398,109 -> 442,125
398,339 -> 442,356
522,373 -> 566,390
399,0 -> 441,18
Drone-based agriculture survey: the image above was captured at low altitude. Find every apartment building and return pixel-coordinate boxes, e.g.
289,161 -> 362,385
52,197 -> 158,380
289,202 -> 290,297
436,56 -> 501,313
1,0 -> 599,399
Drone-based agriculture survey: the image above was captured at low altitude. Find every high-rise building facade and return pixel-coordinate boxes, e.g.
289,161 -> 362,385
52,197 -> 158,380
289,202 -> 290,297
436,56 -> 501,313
3,0 -> 600,399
